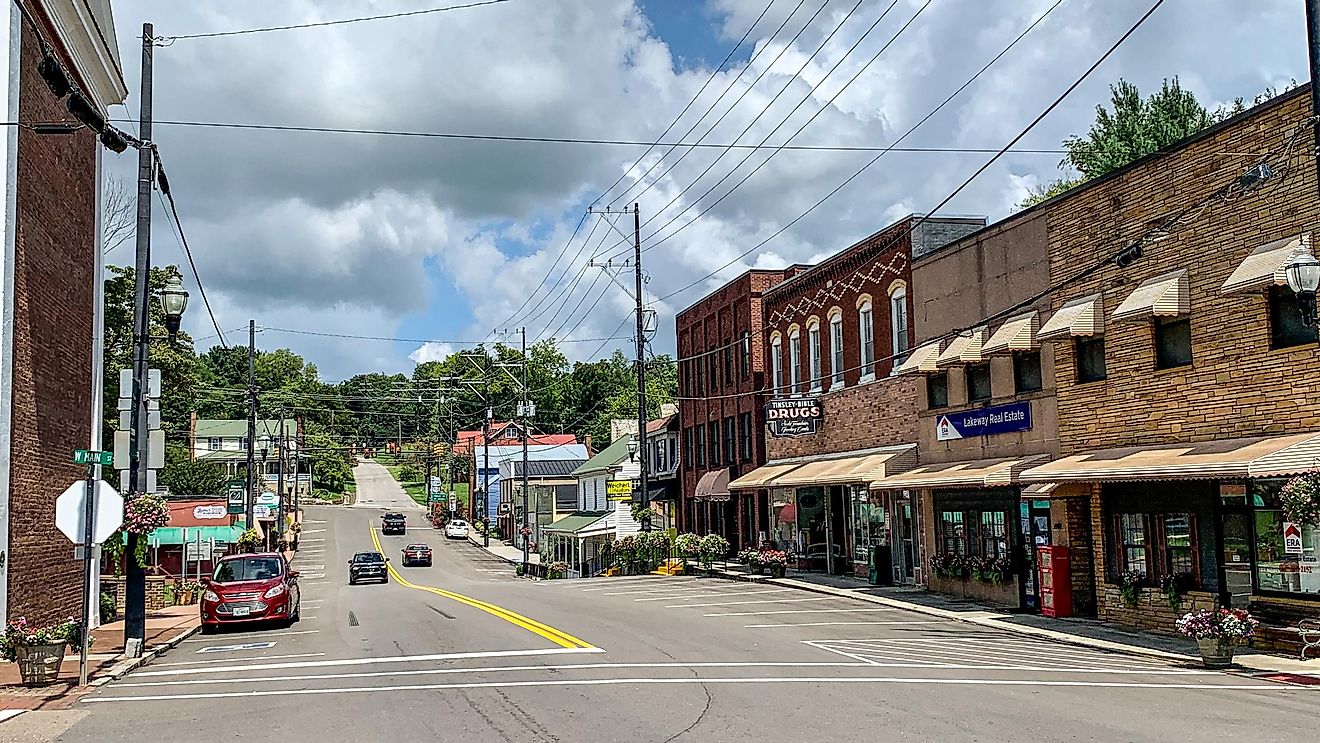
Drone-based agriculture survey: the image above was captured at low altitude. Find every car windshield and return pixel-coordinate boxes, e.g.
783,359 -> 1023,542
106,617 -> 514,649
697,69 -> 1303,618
213,557 -> 282,582
406,544 -> 428,550
353,553 -> 384,563
451,521 -> 466,527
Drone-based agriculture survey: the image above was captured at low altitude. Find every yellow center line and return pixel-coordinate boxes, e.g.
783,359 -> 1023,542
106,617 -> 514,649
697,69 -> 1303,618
368,527 -> 594,649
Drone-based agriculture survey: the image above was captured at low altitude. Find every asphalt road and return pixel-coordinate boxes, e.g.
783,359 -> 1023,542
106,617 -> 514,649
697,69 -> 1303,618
38,462 -> 1320,742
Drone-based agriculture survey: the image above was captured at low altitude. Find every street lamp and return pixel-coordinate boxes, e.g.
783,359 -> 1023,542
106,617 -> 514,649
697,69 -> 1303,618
627,438 -> 639,462
158,271 -> 189,342
1284,237 -> 1320,326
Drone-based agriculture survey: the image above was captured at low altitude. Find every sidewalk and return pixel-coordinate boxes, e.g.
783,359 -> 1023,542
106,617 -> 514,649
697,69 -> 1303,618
707,565 -> 1320,675
0,604 -> 199,715
467,535 -> 540,565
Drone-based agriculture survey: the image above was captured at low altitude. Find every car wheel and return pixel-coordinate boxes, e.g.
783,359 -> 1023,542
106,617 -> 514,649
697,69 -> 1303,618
200,623 -> 215,635
348,576 -> 355,585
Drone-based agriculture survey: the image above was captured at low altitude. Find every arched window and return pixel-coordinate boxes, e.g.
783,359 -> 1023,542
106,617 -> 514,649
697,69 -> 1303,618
858,297 -> 875,380
828,308 -> 844,388
770,332 -> 784,397
788,325 -> 801,394
889,282 -> 910,367
806,317 -> 822,391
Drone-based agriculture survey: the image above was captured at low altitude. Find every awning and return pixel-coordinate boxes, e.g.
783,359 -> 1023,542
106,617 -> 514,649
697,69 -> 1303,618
891,340 -> 942,375
935,327 -> 987,368
1220,234 -> 1308,294
150,526 -> 245,546
1037,294 -> 1103,341
694,468 -> 731,500
729,462 -> 805,490
1020,482 -> 1059,497
1113,269 -> 1189,322
772,447 -> 918,487
982,312 -> 1039,355
647,485 -> 677,502
543,511 -> 611,535
1018,433 -> 1320,483
871,455 -> 1049,490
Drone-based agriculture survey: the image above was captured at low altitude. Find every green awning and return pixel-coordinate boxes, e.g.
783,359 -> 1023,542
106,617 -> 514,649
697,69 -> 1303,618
542,512 -> 610,535
149,526 -> 244,545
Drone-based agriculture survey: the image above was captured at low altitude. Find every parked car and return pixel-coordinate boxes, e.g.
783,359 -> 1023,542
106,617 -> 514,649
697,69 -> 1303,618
348,551 -> 389,584
445,519 -> 469,540
401,543 -> 433,567
200,553 -> 300,633
382,512 -> 407,535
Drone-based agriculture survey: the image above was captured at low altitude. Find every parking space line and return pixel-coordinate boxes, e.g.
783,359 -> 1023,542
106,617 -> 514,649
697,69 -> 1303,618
745,620 -> 948,628
892,638 -> 1156,670
181,630 -> 319,644
636,589 -> 790,602
705,608 -> 897,617
667,597 -> 835,608
599,584 -> 717,596
152,652 -> 326,668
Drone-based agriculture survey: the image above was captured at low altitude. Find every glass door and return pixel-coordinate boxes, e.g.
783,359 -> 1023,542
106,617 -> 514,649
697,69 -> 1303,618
1219,511 -> 1253,607
896,495 -> 915,583
1018,499 -> 1051,612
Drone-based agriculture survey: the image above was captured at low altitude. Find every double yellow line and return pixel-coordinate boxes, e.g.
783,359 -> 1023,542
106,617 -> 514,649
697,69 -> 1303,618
369,528 -> 593,649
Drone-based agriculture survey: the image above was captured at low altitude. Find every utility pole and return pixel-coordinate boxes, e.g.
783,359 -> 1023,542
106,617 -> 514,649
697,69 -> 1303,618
1307,0 -> 1320,189
245,320 -> 256,531
520,326 -> 531,571
482,384 -> 491,548
293,417 -> 302,524
632,203 -> 650,529
123,22 -> 155,654
276,411 -> 286,544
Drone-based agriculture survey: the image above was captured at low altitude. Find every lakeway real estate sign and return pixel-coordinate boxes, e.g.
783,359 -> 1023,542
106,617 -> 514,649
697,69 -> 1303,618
936,401 -> 1032,441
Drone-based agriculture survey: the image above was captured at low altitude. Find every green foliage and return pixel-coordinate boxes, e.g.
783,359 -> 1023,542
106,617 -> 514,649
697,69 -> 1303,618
159,444 -> 228,496
1015,177 -> 1082,209
99,592 -> 117,623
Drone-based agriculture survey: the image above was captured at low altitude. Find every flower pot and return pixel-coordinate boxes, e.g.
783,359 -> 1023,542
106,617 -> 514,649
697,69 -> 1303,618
1197,637 -> 1236,669
15,642 -> 67,687
768,564 -> 786,578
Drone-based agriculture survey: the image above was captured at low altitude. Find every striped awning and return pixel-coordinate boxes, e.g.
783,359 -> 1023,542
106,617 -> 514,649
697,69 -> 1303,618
728,462 -> 805,490
1113,269 -> 1189,322
935,327 -> 987,368
1037,294 -> 1103,341
1220,234 -> 1308,294
982,312 -> 1039,355
773,446 -> 918,487
891,340 -> 942,375
1019,433 -> 1320,483
871,455 -> 1049,490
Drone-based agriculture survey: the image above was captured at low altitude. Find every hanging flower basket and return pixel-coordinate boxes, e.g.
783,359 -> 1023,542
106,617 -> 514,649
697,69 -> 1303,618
1280,473 -> 1320,526
123,493 -> 170,535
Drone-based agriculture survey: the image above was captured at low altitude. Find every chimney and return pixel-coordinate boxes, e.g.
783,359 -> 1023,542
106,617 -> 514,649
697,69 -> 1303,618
611,418 -> 639,443
584,434 -> 594,456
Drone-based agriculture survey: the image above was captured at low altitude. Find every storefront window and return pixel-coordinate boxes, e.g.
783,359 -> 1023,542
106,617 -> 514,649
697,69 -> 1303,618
1118,513 -> 1148,577
771,489 -> 796,551
851,487 -> 886,565
940,511 -> 965,555
1164,513 -> 1194,576
980,511 -> 1007,559
1251,479 -> 1320,596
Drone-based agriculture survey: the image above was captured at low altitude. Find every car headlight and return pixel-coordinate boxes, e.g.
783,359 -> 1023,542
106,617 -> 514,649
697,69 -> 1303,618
263,584 -> 287,599
203,590 -> 221,603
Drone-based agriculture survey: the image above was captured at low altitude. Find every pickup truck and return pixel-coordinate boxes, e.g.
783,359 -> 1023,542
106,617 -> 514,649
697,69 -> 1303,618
382,512 -> 407,535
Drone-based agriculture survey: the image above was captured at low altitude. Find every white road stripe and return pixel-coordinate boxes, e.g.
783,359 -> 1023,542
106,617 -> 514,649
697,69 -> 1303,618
181,630 -> 319,644
705,608 -> 897,617
600,584 -> 725,596
581,579 -> 695,592
0,710 -> 26,723
666,597 -> 835,609
636,589 -> 790,602
745,621 -> 949,628
88,675 -> 1282,703
131,647 -> 604,678
865,638 -> 1154,670
152,653 -> 327,668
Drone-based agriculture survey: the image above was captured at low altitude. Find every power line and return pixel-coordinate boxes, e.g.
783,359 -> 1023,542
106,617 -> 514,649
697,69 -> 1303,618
488,210 -> 591,339
108,118 -> 1071,155
156,0 -> 515,41
154,155 -> 229,347
253,324 -> 629,346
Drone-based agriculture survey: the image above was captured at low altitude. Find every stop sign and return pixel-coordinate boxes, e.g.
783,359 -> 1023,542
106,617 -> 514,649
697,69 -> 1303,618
55,480 -> 124,545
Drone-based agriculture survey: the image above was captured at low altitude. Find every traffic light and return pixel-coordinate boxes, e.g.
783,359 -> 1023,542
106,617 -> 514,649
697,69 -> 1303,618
432,443 -> 447,457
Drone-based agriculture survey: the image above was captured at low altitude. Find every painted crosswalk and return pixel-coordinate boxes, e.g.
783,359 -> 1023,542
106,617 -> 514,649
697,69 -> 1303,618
803,636 -> 1197,674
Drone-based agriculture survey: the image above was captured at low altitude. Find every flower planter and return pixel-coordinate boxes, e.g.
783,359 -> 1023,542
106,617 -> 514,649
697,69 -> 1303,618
750,565 -> 765,575
14,642 -> 67,687
767,564 -> 786,579
1197,637 -> 1236,669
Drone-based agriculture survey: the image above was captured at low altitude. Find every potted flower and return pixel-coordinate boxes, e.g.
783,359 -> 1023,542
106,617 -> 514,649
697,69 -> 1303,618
760,549 -> 789,578
1,617 -> 81,687
930,553 -> 966,580
737,548 -> 762,574
547,561 -> 569,580
674,532 -> 701,571
236,527 -> 262,554
1119,569 -> 1144,608
1176,608 -> 1259,668
698,534 -> 730,572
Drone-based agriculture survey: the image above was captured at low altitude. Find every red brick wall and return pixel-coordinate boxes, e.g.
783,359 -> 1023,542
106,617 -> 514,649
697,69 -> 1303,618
766,375 -> 919,459
6,21 -> 100,625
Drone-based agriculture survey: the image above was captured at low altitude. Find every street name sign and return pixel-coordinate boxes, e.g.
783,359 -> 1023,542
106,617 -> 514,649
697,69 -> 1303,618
72,449 -> 113,466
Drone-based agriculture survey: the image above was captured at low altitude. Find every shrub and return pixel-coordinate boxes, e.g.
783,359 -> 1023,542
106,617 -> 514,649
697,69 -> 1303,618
1176,608 -> 1259,640
99,592 -> 117,623
698,534 -> 730,567
674,532 -> 701,558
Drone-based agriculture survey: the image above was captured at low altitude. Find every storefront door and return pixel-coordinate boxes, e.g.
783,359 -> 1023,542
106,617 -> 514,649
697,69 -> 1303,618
1018,499 -> 1051,612
896,494 -> 916,584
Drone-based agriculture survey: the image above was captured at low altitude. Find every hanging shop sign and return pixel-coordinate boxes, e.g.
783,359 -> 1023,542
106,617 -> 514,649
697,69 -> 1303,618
765,398 -> 823,438
936,401 -> 1031,442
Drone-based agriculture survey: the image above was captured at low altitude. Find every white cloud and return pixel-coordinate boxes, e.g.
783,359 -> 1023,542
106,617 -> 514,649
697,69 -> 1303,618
409,341 -> 456,364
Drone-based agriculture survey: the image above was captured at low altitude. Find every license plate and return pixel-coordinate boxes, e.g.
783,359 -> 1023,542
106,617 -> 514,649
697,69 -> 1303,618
231,606 -> 250,617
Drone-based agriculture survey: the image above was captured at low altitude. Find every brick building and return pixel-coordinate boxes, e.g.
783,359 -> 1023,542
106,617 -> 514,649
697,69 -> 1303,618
0,2 -> 127,627
677,268 -> 805,549
729,216 -> 982,579
1012,87 -> 1320,643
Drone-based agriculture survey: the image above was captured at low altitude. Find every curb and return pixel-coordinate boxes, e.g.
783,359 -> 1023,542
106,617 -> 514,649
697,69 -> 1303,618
93,622 -> 202,686
705,569 -> 1203,665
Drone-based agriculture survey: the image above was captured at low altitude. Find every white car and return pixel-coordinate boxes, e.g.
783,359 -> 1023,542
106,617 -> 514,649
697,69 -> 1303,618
445,520 -> 469,539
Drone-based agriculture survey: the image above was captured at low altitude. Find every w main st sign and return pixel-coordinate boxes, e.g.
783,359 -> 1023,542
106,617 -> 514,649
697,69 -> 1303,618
766,398 -> 823,438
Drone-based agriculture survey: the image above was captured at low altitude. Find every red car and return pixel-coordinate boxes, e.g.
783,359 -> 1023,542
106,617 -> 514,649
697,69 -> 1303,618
401,543 -> 433,567
200,553 -> 301,633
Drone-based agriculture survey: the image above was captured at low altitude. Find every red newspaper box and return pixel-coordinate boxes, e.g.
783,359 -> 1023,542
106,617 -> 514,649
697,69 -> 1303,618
1038,545 -> 1072,618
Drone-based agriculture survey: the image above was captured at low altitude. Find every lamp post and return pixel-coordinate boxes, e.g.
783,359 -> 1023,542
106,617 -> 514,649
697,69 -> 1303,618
158,271 -> 189,343
1285,237 -> 1320,326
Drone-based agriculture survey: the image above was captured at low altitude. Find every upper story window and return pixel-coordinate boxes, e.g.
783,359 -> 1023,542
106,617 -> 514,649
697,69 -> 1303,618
740,332 -> 751,377
829,309 -> 844,389
926,371 -> 949,409
707,421 -> 721,466
707,345 -> 718,390
1013,351 -> 1043,393
889,282 -> 909,367
1154,316 -> 1192,369
788,326 -> 802,394
739,412 -> 753,461
695,426 -> 706,467
770,333 -> 784,397
207,437 -> 222,451
966,362 -> 992,403
807,319 -> 822,391
723,340 -> 733,386
724,417 -> 736,465
858,297 -> 875,381
1269,285 -> 1316,349
683,428 -> 693,469
1075,335 -> 1107,383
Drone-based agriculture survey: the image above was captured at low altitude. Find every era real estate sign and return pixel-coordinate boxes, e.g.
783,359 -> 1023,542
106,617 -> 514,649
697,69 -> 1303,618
936,401 -> 1032,441
766,398 -> 823,438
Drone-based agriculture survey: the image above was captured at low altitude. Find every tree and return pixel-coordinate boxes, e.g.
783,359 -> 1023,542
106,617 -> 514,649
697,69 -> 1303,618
101,176 -> 135,256
303,427 -> 353,493
159,444 -> 228,496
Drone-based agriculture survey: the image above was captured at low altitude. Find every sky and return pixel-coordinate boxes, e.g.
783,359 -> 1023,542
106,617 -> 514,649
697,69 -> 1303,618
100,0 -> 1308,381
